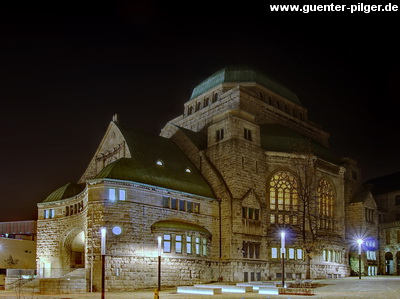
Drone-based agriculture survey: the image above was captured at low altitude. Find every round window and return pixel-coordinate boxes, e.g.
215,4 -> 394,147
112,226 -> 122,235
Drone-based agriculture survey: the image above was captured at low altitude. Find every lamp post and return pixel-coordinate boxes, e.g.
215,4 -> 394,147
281,231 -> 286,288
357,239 -> 363,280
157,236 -> 162,291
101,227 -> 107,299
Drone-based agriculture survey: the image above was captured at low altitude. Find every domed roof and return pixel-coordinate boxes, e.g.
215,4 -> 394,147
190,65 -> 301,105
94,124 -> 215,199
42,182 -> 85,203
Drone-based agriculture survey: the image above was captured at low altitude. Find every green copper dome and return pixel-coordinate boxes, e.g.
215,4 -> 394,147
190,65 -> 301,105
43,182 -> 85,203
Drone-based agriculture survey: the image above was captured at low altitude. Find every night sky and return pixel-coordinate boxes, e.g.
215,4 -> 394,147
1,1 -> 399,221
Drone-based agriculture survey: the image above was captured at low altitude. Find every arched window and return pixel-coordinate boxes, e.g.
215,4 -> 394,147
269,171 -> 298,225
204,98 -> 209,106
188,106 -> 193,115
196,102 -> 201,111
317,179 -> 335,230
213,93 -> 219,103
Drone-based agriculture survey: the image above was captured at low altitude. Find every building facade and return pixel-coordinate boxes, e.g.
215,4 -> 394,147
36,65 -> 382,292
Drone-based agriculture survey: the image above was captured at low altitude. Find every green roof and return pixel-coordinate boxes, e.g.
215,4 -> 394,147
190,65 -> 301,105
151,220 -> 210,234
43,182 -> 85,203
95,124 -> 215,199
260,124 -> 335,161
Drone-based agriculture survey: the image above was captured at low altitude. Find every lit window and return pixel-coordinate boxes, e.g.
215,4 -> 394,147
49,209 -> 55,219
109,188 -> 116,201
44,210 -> 49,219
289,248 -> 295,259
195,237 -> 201,255
175,235 -> 182,254
119,189 -> 126,201
318,179 -> 335,230
185,167 -> 191,173
112,226 -> 122,235
156,160 -> 164,166
297,249 -> 303,260
186,236 -> 192,254
163,235 -> 171,253
271,247 -> 278,259
202,238 -> 207,256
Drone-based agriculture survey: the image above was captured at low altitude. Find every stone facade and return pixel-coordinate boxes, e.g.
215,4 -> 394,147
36,65 -> 386,292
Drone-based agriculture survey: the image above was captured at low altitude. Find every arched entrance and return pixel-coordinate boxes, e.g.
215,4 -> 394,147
385,252 -> 393,274
61,228 -> 86,270
71,231 -> 85,268
396,252 -> 400,275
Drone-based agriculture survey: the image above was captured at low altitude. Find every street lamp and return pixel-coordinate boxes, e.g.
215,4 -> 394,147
281,231 -> 286,288
101,227 -> 107,299
357,238 -> 363,280
157,236 -> 162,291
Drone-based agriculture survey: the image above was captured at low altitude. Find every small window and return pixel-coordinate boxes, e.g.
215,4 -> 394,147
187,201 -> 193,212
65,206 -> 69,216
163,235 -> 171,253
44,210 -> 49,219
289,248 -> 295,259
244,128 -> 252,141
175,235 -> 182,254
216,128 -> 224,141
271,247 -> 278,259
49,209 -> 55,219
185,167 -> 191,173
179,200 -> 185,211
195,237 -> 201,255
202,238 -> 207,256
156,160 -> 164,166
193,203 -> 200,213
186,236 -> 192,254
297,249 -> 303,260
109,188 -> 116,201
171,198 -> 177,210
119,189 -> 126,201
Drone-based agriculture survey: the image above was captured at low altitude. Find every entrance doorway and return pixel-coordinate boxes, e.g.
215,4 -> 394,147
385,252 -> 393,274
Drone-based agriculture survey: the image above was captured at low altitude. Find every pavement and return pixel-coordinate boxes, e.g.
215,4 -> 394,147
0,276 -> 399,299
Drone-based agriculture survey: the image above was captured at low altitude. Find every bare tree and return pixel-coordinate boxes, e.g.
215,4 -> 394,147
4,255 -> 19,269
289,140 -> 320,279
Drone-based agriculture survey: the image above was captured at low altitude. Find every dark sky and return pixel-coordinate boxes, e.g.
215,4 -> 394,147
1,1 -> 399,221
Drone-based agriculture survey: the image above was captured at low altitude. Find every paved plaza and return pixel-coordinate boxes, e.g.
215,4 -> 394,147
0,276 -> 399,299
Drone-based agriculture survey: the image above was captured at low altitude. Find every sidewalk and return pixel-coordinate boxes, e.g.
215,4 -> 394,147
0,276 -> 399,299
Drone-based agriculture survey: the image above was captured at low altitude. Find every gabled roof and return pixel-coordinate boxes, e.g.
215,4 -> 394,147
366,171 -> 400,195
95,124 -> 215,199
260,124 -> 334,161
189,65 -> 301,105
42,182 -> 85,203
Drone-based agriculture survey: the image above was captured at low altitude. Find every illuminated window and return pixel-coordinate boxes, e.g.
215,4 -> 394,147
271,247 -> 278,259
119,189 -> 126,201
156,159 -> 164,166
195,237 -> 201,255
175,235 -> 182,254
185,167 -> 191,173
318,179 -> 335,230
202,238 -> 207,256
44,210 -> 49,219
109,188 -> 116,201
297,249 -> 303,260
49,209 -> 55,219
269,171 -> 298,224
289,248 -> 295,259
163,235 -> 171,253
186,236 -> 192,254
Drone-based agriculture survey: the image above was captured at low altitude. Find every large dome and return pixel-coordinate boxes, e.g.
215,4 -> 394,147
189,65 -> 301,105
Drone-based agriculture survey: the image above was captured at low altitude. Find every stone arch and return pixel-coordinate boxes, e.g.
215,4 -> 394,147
61,227 -> 86,270
385,252 -> 393,274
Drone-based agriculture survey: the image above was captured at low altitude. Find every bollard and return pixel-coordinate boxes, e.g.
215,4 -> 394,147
154,288 -> 159,299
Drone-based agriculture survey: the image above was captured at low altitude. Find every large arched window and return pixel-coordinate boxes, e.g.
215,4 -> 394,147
269,171 -> 298,225
317,179 -> 335,230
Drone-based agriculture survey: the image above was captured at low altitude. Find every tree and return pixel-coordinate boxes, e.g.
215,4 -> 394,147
289,140 -> 320,279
